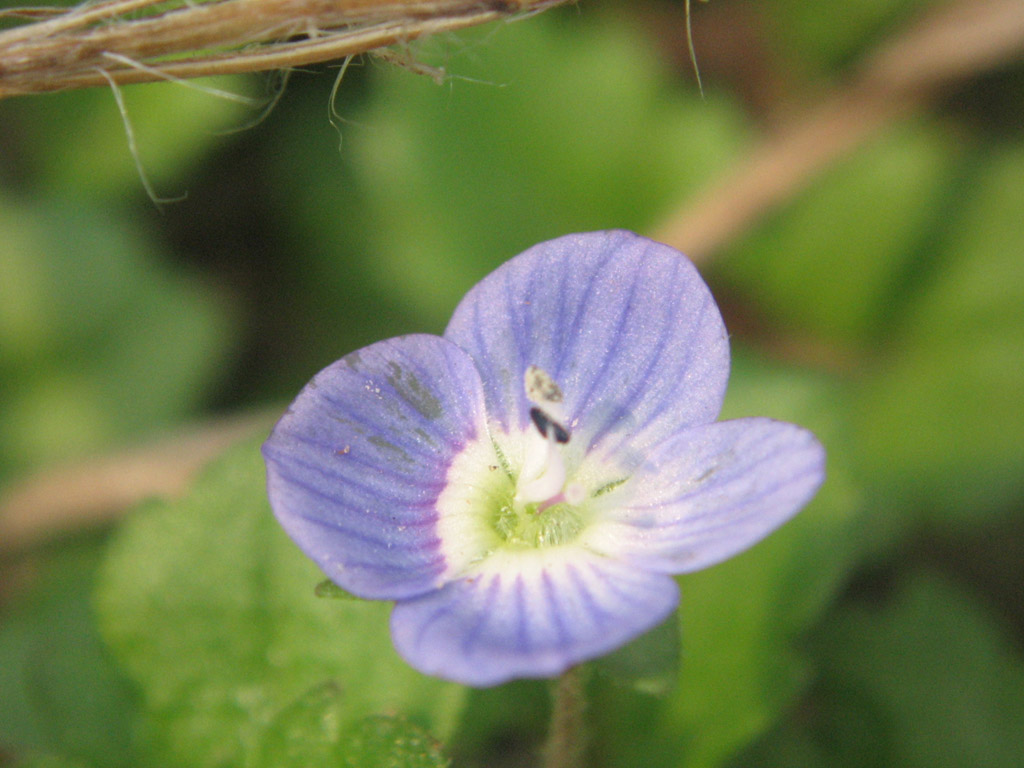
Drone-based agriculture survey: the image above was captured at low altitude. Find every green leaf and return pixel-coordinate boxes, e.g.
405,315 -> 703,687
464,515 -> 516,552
250,683 -> 450,768
94,437 -> 466,768
11,755 -> 92,768
852,140 -> 1024,519
764,0 -> 932,71
11,76 -> 256,199
336,716 -> 450,768
670,361 -> 861,768
289,10 -> 749,331
714,124 -> 959,344
593,612 -> 680,697
0,197 -> 234,472
445,680 -> 549,767
0,536 -> 139,768
807,573 -> 1024,768
313,579 -> 359,600
591,358 -> 864,768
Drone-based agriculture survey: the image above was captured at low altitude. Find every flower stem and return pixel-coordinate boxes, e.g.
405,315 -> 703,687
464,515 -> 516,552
542,665 -> 589,768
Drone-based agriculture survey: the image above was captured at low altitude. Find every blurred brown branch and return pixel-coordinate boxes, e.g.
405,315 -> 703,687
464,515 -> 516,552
0,0 -> 569,97
0,410 -> 278,551
654,0 -> 1024,263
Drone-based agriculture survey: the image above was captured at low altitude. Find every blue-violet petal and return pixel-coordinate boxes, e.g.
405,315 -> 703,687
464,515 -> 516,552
586,418 -> 826,574
263,335 -> 487,600
444,231 -> 729,466
390,548 -> 680,687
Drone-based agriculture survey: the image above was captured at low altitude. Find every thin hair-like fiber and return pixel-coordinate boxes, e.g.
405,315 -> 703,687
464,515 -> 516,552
102,51 -> 263,106
686,0 -> 705,98
98,67 -> 187,206
328,55 -> 356,150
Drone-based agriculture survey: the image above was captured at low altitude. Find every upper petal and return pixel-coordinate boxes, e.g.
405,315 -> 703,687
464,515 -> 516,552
389,547 -> 679,687
444,231 -> 729,465
262,335 -> 487,600
584,418 -> 825,574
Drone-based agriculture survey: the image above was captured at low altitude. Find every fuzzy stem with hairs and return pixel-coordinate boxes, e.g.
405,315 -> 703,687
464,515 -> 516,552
543,665 -> 589,768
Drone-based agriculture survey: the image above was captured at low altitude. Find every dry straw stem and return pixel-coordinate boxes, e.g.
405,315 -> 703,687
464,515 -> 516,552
0,0 -> 570,97
654,0 -> 1024,263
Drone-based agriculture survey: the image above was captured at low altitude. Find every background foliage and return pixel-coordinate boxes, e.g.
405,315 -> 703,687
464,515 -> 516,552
1,0 -> 1023,766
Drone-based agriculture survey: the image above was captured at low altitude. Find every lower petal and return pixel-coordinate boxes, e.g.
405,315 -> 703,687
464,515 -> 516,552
389,548 -> 679,687
586,418 -> 825,574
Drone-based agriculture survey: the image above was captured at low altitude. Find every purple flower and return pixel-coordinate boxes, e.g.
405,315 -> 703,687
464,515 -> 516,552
263,231 -> 825,687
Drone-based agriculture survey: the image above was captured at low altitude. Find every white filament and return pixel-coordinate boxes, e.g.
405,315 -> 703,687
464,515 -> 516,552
514,428 -> 567,505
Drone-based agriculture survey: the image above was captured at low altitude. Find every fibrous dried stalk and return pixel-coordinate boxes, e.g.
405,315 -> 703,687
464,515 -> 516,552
0,0 -> 570,97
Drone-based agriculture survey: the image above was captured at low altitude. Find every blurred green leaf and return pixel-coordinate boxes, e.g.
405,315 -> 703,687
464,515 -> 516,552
662,496 -> 855,768
94,437 -> 465,768
715,124 -> 958,344
250,683 -> 450,768
765,0 -> 932,71
852,140 -> 1024,519
313,579 -> 359,599
593,612 -> 680,697
804,573 -> 1024,768
0,536 -> 139,768
0,200 -> 149,359
593,357 -> 863,768
11,755 -> 91,768
10,76 -> 256,199
279,10 -> 749,332
0,198 -> 234,472
446,680 -> 549,768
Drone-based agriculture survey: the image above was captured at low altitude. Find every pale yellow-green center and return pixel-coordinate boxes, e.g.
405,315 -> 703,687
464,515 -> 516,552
434,423 -> 622,582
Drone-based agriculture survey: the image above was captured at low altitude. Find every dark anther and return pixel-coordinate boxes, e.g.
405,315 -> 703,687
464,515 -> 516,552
530,407 -> 571,444
530,406 -> 550,437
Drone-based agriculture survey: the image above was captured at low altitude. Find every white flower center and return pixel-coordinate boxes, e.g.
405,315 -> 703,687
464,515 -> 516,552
435,366 -> 610,580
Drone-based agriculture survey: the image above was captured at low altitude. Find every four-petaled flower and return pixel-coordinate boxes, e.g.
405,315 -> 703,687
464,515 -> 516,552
262,231 -> 825,687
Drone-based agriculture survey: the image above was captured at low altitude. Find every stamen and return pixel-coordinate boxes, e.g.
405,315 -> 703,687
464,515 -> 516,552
529,407 -> 570,444
516,366 -> 575,507
525,364 -> 563,405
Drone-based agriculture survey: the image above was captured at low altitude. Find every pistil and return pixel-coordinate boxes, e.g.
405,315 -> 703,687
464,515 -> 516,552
514,426 -> 568,506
